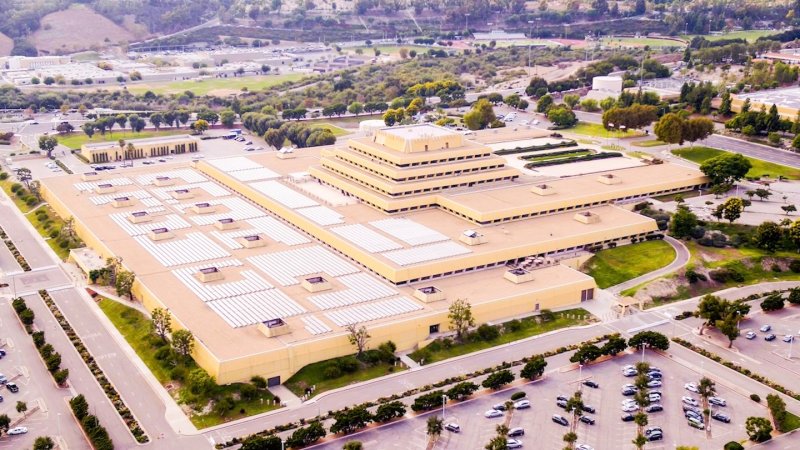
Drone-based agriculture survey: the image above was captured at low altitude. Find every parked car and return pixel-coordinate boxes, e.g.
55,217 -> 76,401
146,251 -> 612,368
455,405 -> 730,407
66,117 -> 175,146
514,400 -> 531,410
508,427 -> 524,437
648,372 -> 662,380
761,325 -> 772,332
648,393 -> 662,403
556,399 -> 567,408
582,405 -> 596,414
582,380 -> 599,389
0,395 -> 3,402
622,368 -> 637,377
556,395 -> 568,402
688,419 -> 704,430
6,382 -> 18,393
0,374 -> 7,384
647,431 -> 664,441
709,397 -> 727,407
645,427 -> 662,436
552,415 -> 569,426
712,412 -> 731,423
646,380 -> 662,388
621,413 -> 635,422
622,404 -> 639,412
621,399 -> 638,406
645,404 -> 663,413
683,405 -> 702,415
688,416 -> 704,427
783,335 -> 794,343
493,403 -> 508,411
621,388 -> 637,396
485,410 -> 503,418
765,334 -> 777,341
682,396 -> 699,407
745,331 -> 757,340
684,383 -> 699,393
444,423 -> 461,433
579,416 -> 595,425
507,438 -> 523,449
7,427 -> 27,435
576,445 -> 594,450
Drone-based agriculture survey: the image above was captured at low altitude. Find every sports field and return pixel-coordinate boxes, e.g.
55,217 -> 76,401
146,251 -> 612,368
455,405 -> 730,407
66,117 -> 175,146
127,73 -> 307,96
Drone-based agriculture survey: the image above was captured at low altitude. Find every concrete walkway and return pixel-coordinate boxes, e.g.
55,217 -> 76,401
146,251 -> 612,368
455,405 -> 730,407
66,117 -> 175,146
268,384 -> 302,408
606,235 -> 690,295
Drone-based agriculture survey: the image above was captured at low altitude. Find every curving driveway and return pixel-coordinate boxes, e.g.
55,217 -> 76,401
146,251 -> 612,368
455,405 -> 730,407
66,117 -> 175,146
606,235 -> 690,295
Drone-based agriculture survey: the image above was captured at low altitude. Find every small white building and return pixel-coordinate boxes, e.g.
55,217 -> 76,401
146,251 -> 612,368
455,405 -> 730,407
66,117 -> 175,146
592,76 -> 623,94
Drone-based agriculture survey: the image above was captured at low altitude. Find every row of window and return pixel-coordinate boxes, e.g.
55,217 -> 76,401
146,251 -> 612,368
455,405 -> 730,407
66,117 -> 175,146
333,154 -> 504,183
350,146 -> 491,168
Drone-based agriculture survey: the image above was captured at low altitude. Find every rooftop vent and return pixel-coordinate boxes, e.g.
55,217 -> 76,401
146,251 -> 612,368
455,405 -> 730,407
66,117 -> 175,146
504,267 -> 534,284
196,266 -> 224,282
531,184 -> 556,196
459,230 -> 487,246
148,227 -> 173,241
413,286 -> 445,303
154,176 -> 174,187
301,276 -> 332,292
596,173 -> 621,185
257,318 -> 291,337
238,234 -> 266,248
81,172 -> 100,181
574,211 -> 600,224
128,210 -> 151,224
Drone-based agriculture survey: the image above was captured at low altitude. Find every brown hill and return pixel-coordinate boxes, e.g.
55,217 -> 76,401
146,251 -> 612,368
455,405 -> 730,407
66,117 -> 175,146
0,32 -> 12,56
31,5 -> 136,54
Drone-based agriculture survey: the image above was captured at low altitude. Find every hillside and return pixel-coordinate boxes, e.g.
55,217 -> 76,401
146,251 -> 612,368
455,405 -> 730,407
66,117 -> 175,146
0,32 -> 11,56
31,5 -> 138,54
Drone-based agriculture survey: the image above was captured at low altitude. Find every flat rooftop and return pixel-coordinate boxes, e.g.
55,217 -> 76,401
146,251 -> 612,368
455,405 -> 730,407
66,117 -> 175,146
734,86 -> 800,110
82,134 -> 196,149
41,162 -> 596,362
381,124 -> 454,140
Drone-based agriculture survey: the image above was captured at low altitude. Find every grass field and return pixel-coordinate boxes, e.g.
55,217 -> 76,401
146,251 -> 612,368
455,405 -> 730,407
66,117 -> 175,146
671,146 -> 800,180
567,122 -> 644,139
97,298 -> 278,428
781,411 -> 800,432
285,356 -> 402,399
308,122 -> 350,137
632,140 -> 666,148
127,73 -> 307,96
408,308 -> 593,364
582,240 -> 676,289
57,129 -> 188,149
683,30 -> 779,43
601,37 -> 686,48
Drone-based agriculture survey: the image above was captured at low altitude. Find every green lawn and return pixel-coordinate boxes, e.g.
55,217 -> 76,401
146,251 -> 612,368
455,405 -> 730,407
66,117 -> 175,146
29,205 -> 80,260
285,356 -> 402,399
632,140 -> 666,148
309,122 -> 350,137
781,411 -> 800,432
522,150 -> 591,162
683,30 -> 778,43
127,74 -> 307,96
582,241 -> 676,289
97,298 -> 279,428
600,37 -> 686,48
0,177 -> 35,213
566,122 -> 644,139
57,129 -> 188,150
408,308 -> 593,365
672,146 -> 800,180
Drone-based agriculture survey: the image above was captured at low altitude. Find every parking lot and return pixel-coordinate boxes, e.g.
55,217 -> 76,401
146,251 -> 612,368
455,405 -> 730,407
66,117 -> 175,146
312,351 -> 761,450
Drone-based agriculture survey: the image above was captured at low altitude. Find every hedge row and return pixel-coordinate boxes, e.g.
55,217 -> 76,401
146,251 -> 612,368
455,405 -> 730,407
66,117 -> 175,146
672,337 -> 800,401
70,395 -> 113,450
0,226 -> 31,271
37,290 -> 149,443
217,333 -> 619,448
11,297 -> 70,387
494,140 -> 578,155
53,159 -> 74,175
524,151 -> 622,169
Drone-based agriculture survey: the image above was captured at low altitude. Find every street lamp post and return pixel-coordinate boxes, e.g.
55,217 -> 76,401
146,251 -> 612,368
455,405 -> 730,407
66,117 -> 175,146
464,14 -> 470,35
442,394 -> 447,419
641,343 -> 649,363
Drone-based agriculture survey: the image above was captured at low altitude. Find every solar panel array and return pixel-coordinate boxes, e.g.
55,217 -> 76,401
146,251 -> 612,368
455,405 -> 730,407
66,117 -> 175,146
301,316 -> 332,335
174,197 -> 267,226
134,232 -> 230,267
209,217 -> 310,249
382,241 -> 471,266
250,180 -> 319,209
370,218 -> 449,245
173,267 -> 273,302
150,182 -> 230,200
230,167 -> 281,182
73,177 -> 133,191
248,246 -> 358,286
111,212 -> 191,236
308,273 -> 398,310
296,205 -> 345,226
324,297 -> 423,326
330,224 -> 402,253
208,156 -> 263,172
135,169 -> 207,185
89,190 -> 153,206
207,289 -> 306,328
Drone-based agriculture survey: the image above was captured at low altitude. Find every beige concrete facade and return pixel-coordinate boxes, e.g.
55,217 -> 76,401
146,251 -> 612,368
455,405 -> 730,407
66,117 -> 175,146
39,125 -> 708,385
80,134 -> 199,164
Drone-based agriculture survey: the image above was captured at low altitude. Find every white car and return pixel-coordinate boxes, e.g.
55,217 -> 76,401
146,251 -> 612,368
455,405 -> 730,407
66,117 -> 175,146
684,383 -> 699,393
507,438 -> 523,449
7,427 -> 27,435
682,396 -> 699,407
709,397 -> 727,407
622,403 -> 639,412
745,331 -> 757,340
514,400 -> 531,409
646,380 -> 662,388
623,368 -> 637,377
621,399 -> 638,405
485,409 -> 503,418
577,445 -> 595,450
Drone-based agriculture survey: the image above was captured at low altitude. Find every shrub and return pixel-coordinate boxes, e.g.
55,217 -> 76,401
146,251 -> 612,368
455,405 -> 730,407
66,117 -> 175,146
32,331 -> 45,348
750,394 -> 761,403
54,368 -> 70,385
504,319 -> 522,332
510,391 -> 526,401
48,230 -> 59,238
771,263 -> 782,273
170,366 -> 187,382
12,298 -> 27,313
70,394 -> 89,420
19,308 -> 35,325
154,346 -> 173,361
476,324 -> 500,341
790,260 -> 800,273
760,294 -> 785,312
251,375 -> 267,389
336,357 -> 359,373
58,240 -> 69,249
789,288 -> 800,305
724,442 -> 744,450
481,369 -> 515,390
323,365 -> 342,379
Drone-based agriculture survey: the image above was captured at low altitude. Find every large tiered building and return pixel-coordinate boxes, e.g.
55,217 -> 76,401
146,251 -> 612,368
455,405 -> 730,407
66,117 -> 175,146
42,125 -> 709,384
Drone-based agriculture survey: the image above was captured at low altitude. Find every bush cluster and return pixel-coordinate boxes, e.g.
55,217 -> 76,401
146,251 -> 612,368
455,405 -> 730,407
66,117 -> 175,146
493,140 -> 577,155
70,395 -> 113,450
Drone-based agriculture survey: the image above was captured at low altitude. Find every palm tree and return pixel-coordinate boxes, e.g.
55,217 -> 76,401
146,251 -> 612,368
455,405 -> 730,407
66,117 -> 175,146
632,433 -> 647,450
426,416 -> 443,449
564,390 -> 584,445
504,400 -> 514,427
697,377 -> 716,436
562,431 -> 578,449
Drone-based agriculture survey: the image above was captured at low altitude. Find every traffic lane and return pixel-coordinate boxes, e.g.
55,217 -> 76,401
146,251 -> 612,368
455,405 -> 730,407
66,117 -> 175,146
205,324 -> 613,443
705,135 -> 800,167
0,297 -> 89,450
0,200 -> 56,269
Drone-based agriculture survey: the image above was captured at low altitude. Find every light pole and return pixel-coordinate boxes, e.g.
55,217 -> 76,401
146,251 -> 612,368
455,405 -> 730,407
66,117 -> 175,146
464,14 -> 470,36
527,20 -> 534,70
641,342 -> 649,363
442,394 -> 447,419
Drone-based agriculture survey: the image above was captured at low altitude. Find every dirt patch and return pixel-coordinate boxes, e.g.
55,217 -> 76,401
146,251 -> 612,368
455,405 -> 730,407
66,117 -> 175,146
761,257 -> 790,272
634,277 -> 681,302
0,32 -> 12,56
31,5 -> 135,54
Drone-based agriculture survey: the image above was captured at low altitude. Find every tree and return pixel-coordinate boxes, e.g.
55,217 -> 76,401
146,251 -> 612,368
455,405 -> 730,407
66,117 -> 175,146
348,102 -> 364,116
426,416 -> 443,443
445,381 -> 479,401
654,113 -> 685,147
670,205 -> 698,239
448,298 -> 474,341
16,401 -> 27,416
600,97 -> 616,112
754,221 -> 782,252
38,135 -> 58,158
82,123 -> 95,139
761,293 -> 785,312
373,401 -> 406,422
115,270 -> 135,299
343,441 -> 363,450
696,295 -> 750,335
783,205 -> 797,215
240,435 -> 283,450
536,94 -> 554,113
717,197 -> 744,223
601,335 -> 628,356
628,331 -> 669,351
698,377 -> 716,427
700,153 -> 752,187
563,94 -> 580,108
724,442 -> 744,450
69,395 -> 89,420
520,355 -> 547,380
719,90 -> 732,115
548,104 -> 578,128
717,314 -> 741,348
570,343 -> 602,364
264,129 -> 286,150
220,110 -> 236,127
150,113 -> 164,130
683,117 -> 714,144
0,414 -> 8,437
330,404 -> 373,435
151,308 -> 172,342
463,99 -> 496,130
346,323 -> 370,357
746,416 -> 773,442
171,329 -> 195,357
285,422 -> 325,448
33,436 -> 55,450
193,119 -> 209,134
481,369 -> 515,390
186,368 -> 216,395
485,434 -> 508,450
